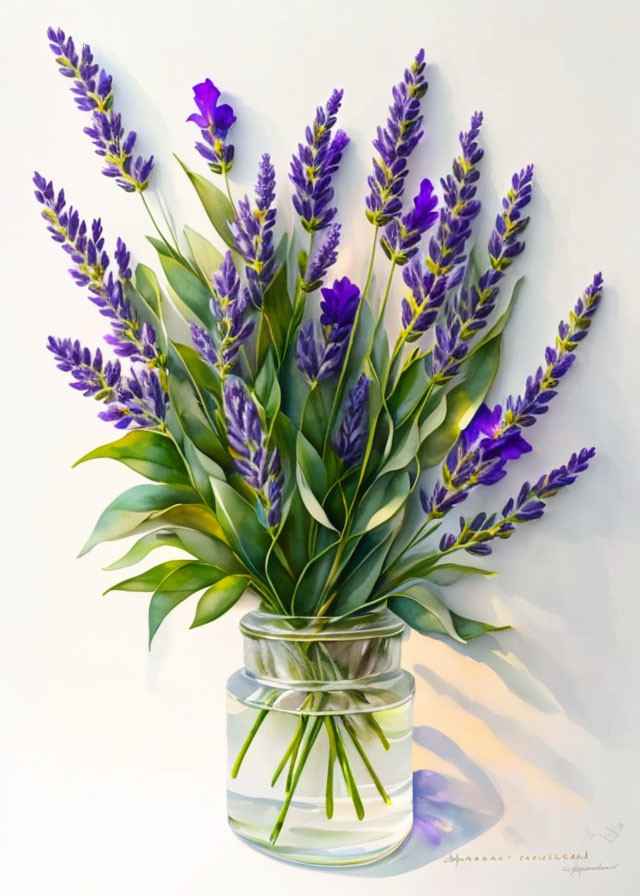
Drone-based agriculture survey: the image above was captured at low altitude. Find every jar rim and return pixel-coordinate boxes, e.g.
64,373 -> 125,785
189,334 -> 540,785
239,606 -> 405,641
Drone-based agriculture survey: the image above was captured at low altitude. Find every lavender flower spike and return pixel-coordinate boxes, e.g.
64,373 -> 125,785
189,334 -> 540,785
333,375 -> 370,467
223,379 -> 283,527
48,337 -> 121,400
381,178 -> 439,266
99,368 -> 168,430
400,112 -> 484,340
437,447 -> 596,557
33,173 -> 160,363
366,50 -> 428,227
499,272 -> 604,430
47,27 -> 154,192
191,251 -> 254,376
231,154 -> 277,307
296,277 -> 361,384
432,164 -> 535,382
303,224 -> 341,293
187,79 -> 236,175
290,90 -> 349,233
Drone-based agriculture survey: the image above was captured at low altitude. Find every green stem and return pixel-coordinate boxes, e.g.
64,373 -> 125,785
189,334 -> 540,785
342,717 -> 391,805
230,707 -> 270,779
269,715 -> 324,844
325,718 -> 337,819
362,226 -> 379,301
140,193 -> 176,257
223,168 -> 237,218
330,717 -> 365,820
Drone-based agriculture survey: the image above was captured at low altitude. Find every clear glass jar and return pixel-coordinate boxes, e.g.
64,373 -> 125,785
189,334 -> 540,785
226,607 -> 414,866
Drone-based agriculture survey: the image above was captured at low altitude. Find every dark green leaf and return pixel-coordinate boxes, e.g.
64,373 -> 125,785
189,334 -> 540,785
79,485 -> 201,556
105,560 -> 191,593
175,155 -> 236,249
255,351 -> 282,420
149,561 -> 226,645
388,583 -> 465,642
425,563 -> 497,586
190,574 -> 249,628
451,613 -> 510,640
159,254 -> 213,326
296,431 -> 337,531
209,478 -> 270,573
73,430 -> 190,485
256,263 -> 292,366
134,263 -> 163,318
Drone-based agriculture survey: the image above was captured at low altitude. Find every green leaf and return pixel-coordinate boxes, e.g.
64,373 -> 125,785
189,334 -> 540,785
190,574 -> 249,628
172,341 -> 221,402
184,225 -> 223,281
209,478 -> 270,573
419,391 -> 447,441
295,432 -> 337,531
152,504 -> 226,541
159,254 -> 213,326
333,529 -> 394,615
378,422 -> 419,478
388,582 -> 465,642
104,525 -> 241,573
255,351 -> 282,420
73,430 -> 190,485
352,471 -> 410,535
147,236 -> 173,258
105,560 -> 191,593
388,356 -> 430,425
134,263 -> 163,318
256,263 -> 292,365
451,613 -> 510,640
425,563 -> 497,586
149,561 -> 226,645
175,156 -> 236,249
167,349 -> 228,466
419,333 -> 502,468
467,277 -> 524,358
79,485 -> 201,556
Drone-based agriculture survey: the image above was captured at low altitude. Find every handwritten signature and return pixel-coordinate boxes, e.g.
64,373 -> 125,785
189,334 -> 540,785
562,861 -> 619,876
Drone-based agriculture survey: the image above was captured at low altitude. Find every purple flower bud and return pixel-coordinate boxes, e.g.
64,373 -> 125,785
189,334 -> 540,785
231,154 -> 277,307
305,223 -> 341,291
187,78 -> 236,175
366,50 -> 428,226
223,378 -> 283,527
290,90 -> 349,232
98,367 -> 168,429
46,27 -> 153,192
333,375 -> 370,467
381,178 -> 439,265
296,277 -> 361,384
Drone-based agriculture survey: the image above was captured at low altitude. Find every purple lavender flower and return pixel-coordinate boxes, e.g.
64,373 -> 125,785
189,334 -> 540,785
231,154 -> 277,307
499,273 -> 604,429
421,403 -> 532,519
333,375 -> 370,467
432,165 -> 534,382
191,252 -> 254,375
47,336 -> 121,398
99,367 -> 168,429
46,27 -> 154,192
33,173 -> 160,363
187,78 -> 236,175
223,379 -> 283,527
380,178 -> 439,266
366,50 -> 428,226
296,277 -> 361,384
304,223 -> 341,292
400,113 -> 484,340
437,447 -> 596,556
290,90 -> 349,233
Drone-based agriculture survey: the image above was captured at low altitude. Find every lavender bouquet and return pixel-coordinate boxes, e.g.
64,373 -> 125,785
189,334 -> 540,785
36,29 -> 602,865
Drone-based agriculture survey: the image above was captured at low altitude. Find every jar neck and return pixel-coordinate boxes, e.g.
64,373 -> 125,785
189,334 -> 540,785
240,608 -> 405,686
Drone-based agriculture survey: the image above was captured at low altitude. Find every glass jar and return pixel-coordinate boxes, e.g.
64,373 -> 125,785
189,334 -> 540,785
226,607 -> 415,866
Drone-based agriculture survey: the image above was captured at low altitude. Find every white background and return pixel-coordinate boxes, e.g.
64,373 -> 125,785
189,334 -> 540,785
1,0 -> 639,893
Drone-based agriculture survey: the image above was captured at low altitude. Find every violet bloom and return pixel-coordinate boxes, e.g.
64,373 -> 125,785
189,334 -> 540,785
432,165 -> 534,382
99,367 -> 168,430
381,178 -> 439,266
187,78 -> 236,175
304,223 -> 341,292
290,90 -> 349,233
47,337 -> 122,399
231,154 -> 277,307
333,375 -> 370,467
190,252 -> 254,376
296,277 -> 361,384
223,379 -> 283,528
437,447 -> 596,556
500,273 -> 603,430
366,50 -> 428,227
46,27 -> 154,192
400,113 -> 484,340
33,173 -> 160,363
